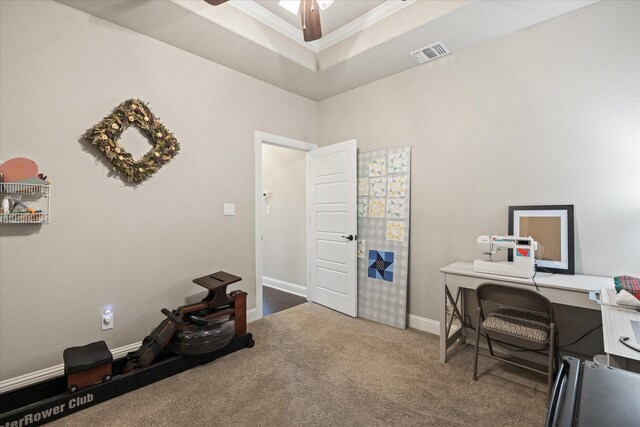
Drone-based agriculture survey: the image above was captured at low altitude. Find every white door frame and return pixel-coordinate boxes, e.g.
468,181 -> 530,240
255,131 -> 318,320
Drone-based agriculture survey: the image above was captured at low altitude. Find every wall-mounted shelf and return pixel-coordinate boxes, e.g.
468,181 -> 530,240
0,182 -> 50,224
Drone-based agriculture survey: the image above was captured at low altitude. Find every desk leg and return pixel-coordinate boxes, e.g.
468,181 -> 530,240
440,272 -> 448,363
440,274 -> 464,363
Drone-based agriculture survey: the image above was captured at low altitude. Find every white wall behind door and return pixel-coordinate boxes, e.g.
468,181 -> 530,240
262,145 -> 307,289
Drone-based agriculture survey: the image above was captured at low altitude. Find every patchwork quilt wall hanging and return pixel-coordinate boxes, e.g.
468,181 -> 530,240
357,146 -> 411,329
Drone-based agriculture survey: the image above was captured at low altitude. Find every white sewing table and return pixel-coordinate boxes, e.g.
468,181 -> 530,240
439,261 -> 613,363
597,289 -> 640,370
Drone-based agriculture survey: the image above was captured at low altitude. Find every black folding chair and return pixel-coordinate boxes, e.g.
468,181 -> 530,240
473,282 -> 557,395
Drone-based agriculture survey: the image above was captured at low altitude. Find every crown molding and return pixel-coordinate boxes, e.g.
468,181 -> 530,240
308,0 -> 417,51
228,0 -> 310,49
229,0 -> 418,54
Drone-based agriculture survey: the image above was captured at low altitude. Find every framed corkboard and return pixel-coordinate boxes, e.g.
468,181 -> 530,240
508,205 -> 574,275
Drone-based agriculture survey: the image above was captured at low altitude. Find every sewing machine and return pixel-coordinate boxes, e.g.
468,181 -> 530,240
473,235 -> 538,278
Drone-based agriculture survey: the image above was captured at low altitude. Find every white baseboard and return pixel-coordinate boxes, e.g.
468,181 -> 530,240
407,313 -> 460,336
407,314 -> 440,335
0,341 -> 142,394
262,276 -> 307,298
247,308 -> 259,323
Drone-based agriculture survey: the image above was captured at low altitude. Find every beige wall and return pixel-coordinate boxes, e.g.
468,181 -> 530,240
0,0 -> 316,380
318,0 -> 640,324
1,0 -> 639,381
262,145 -> 307,287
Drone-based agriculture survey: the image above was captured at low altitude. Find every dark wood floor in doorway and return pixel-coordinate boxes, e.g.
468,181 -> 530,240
263,286 -> 307,316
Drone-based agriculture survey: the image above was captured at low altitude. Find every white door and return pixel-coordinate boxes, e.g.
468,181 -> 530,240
308,140 -> 357,317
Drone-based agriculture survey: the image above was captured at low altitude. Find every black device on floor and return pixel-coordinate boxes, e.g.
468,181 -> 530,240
546,356 -> 640,426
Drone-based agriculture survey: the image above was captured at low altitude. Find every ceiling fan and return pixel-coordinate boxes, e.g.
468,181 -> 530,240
204,0 -> 329,42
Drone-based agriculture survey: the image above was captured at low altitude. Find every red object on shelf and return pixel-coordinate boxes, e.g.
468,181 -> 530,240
0,158 -> 38,183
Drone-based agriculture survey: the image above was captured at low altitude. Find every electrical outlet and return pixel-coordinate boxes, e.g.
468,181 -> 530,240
102,311 -> 113,331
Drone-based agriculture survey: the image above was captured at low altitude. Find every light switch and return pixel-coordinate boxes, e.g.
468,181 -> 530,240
224,203 -> 235,216
266,206 -> 271,215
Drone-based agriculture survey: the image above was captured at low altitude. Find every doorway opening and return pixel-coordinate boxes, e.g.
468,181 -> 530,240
254,132 -> 317,319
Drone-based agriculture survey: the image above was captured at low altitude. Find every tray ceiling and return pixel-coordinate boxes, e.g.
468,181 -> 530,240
56,0 -> 599,101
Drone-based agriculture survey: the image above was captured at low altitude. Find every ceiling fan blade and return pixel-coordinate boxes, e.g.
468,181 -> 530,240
300,0 -> 322,42
204,0 -> 228,5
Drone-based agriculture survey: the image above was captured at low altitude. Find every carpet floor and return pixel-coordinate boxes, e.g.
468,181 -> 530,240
50,303 -> 547,426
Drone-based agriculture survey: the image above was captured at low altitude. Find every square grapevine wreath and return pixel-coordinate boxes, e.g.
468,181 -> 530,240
84,99 -> 180,183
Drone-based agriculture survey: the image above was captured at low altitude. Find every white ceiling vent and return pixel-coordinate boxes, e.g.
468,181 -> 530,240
410,42 -> 450,64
